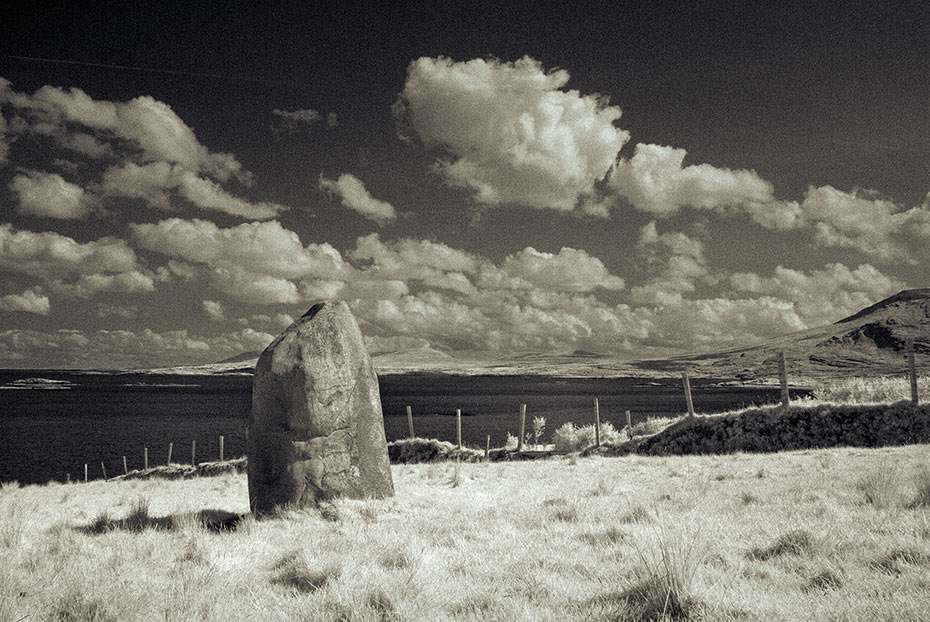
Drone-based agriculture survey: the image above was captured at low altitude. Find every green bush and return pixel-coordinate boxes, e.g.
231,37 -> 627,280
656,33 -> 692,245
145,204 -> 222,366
553,421 -> 625,452
813,375 -> 930,404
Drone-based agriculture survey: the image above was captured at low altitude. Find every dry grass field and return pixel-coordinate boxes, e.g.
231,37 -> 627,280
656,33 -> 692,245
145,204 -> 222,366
3,443 -> 930,621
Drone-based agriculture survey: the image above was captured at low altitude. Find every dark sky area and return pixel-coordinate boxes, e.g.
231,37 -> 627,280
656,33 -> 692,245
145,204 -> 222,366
0,1 -> 928,368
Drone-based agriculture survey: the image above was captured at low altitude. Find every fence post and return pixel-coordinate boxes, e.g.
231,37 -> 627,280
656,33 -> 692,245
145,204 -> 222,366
167,442 -> 173,465
626,409 -> 633,440
908,338 -> 919,405
682,371 -> 695,417
456,409 -> 462,449
406,405 -> 415,439
191,440 -> 196,466
144,447 -> 148,470
122,456 -> 128,475
66,473 -> 70,484
101,462 -> 107,481
594,398 -> 601,447
219,435 -> 224,461
485,435 -> 490,460
84,463 -> 88,483
778,351 -> 790,408
518,404 -> 526,452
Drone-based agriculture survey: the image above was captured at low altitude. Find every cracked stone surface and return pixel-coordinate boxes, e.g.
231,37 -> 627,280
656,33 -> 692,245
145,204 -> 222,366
247,300 -> 394,515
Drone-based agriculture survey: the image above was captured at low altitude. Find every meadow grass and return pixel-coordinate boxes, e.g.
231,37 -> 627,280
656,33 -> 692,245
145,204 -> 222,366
2,445 -> 930,621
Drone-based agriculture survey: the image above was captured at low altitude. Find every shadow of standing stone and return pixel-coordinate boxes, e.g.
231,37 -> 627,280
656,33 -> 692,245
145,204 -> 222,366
247,300 -> 394,515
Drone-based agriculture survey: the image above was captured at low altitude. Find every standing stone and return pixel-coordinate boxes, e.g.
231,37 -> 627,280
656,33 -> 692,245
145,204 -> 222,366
247,300 -> 394,515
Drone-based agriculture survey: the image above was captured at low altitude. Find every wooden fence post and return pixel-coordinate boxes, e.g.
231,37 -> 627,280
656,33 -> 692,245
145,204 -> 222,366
485,435 -> 490,460
626,409 -> 633,440
122,456 -> 128,475
84,463 -> 88,483
908,338 -> 919,406
456,409 -> 462,449
594,397 -> 601,447
518,404 -> 526,452
167,442 -> 173,465
778,351 -> 790,408
144,447 -> 148,470
219,435 -> 224,461
101,462 -> 107,481
406,405 -> 415,438
191,440 -> 196,466
682,371 -> 695,417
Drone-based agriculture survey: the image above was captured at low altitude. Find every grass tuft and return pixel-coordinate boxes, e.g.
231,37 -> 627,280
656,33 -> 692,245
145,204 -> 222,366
857,463 -> 901,508
748,529 -> 816,561
51,590 -> 117,622
580,526 -> 626,546
804,569 -> 843,592
619,505 -> 652,524
270,551 -> 340,594
621,522 -> 707,621
124,496 -> 151,533
366,588 -> 401,622
869,548 -> 930,575
908,464 -> 930,508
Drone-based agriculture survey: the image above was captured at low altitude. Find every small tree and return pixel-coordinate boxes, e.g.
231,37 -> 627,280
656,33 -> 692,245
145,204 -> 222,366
533,416 -> 546,449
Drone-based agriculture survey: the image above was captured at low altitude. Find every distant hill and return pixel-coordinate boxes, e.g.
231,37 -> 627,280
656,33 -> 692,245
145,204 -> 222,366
217,350 -> 263,364
142,290 -> 930,381
635,289 -> 930,381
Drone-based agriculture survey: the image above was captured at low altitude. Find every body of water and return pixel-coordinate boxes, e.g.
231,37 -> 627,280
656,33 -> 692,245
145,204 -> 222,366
0,370 -> 803,484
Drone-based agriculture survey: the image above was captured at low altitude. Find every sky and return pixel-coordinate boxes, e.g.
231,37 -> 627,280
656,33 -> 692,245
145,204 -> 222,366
0,1 -> 928,368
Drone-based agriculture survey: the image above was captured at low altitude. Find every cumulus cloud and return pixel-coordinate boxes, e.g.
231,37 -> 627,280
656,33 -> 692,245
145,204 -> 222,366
0,113 -> 9,164
203,300 -> 225,321
0,287 -> 50,315
272,107 -> 322,133
0,224 -> 137,278
0,78 -> 288,219
350,233 -> 478,294
397,56 -> 629,211
9,169 -> 95,219
639,297 -> 807,350
131,218 -> 347,303
0,79 -> 246,181
798,185 -> 930,261
500,247 -> 624,292
729,262 -> 905,326
132,218 -> 347,280
99,161 -> 287,219
629,222 -> 709,304
319,173 -> 397,224
610,143 -> 775,218
0,224 -> 157,299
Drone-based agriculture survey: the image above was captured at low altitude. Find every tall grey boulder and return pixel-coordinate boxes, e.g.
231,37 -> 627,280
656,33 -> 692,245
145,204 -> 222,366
247,300 -> 394,515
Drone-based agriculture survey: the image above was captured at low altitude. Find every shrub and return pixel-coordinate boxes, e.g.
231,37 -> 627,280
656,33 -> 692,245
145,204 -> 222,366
553,421 -> 625,452
632,416 -> 678,437
533,416 -> 546,446
812,375 -> 930,404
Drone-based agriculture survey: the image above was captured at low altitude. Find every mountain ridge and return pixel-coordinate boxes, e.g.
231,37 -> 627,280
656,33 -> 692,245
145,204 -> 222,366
151,289 -> 930,380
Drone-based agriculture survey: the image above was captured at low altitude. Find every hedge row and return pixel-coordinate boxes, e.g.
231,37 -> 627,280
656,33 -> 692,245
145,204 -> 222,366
604,401 -> 930,456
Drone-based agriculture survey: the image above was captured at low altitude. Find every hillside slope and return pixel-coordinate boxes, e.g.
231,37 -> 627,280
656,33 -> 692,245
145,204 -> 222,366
635,289 -> 930,380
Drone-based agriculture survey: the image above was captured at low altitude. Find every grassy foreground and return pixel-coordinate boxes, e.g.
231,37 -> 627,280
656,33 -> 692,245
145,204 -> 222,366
3,445 -> 930,621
